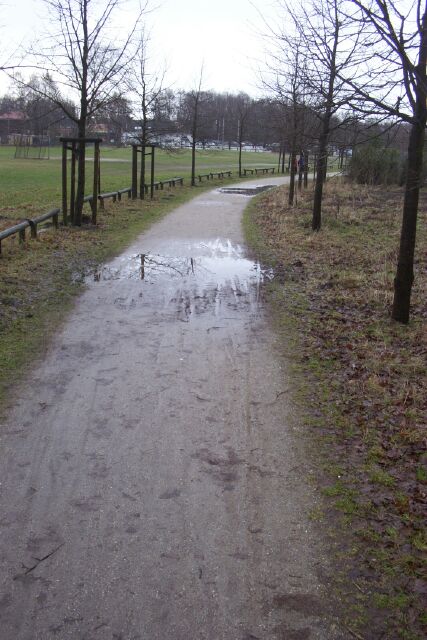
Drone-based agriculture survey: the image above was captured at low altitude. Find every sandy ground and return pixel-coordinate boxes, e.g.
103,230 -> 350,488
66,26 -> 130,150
0,177 -> 349,640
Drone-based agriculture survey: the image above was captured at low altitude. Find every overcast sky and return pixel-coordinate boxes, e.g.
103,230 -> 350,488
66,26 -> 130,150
1,0 -> 280,96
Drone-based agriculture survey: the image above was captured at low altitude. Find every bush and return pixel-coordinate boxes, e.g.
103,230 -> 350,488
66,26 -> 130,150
347,144 -> 403,185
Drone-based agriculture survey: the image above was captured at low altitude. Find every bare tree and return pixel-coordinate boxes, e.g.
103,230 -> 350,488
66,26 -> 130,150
235,93 -> 253,177
285,0 -> 362,229
128,30 -> 167,197
14,0 -> 144,225
263,35 -> 309,205
339,0 -> 427,323
181,66 -> 206,187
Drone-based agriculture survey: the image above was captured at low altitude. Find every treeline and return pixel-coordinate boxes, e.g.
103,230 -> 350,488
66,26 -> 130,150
0,80 -> 410,159
1,0 -> 423,322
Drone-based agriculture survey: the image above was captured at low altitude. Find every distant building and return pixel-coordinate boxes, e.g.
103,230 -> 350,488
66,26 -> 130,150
0,111 -> 28,143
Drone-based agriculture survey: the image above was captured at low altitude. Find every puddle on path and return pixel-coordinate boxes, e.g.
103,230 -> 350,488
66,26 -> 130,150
86,239 -> 273,321
89,240 -> 272,286
218,185 -> 275,196
87,239 -> 274,320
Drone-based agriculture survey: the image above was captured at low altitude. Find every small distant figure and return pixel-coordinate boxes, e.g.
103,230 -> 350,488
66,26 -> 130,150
298,154 -> 305,171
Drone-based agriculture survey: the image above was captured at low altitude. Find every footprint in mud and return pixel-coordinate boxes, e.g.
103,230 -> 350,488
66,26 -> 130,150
192,447 -> 245,467
191,447 -> 245,490
270,593 -> 324,616
0,593 -> 12,612
87,461 -> 110,480
159,488 -> 181,499
70,495 -> 102,513
271,627 -> 312,640
26,527 -> 63,554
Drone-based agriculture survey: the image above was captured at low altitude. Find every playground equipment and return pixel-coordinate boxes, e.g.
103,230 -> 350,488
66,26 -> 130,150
14,134 -> 50,159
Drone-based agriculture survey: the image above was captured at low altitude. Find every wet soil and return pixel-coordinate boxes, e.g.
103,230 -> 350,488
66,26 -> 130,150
0,178 -> 349,639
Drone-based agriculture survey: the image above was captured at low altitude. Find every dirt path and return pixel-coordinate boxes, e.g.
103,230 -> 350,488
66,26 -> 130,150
0,178 -> 348,640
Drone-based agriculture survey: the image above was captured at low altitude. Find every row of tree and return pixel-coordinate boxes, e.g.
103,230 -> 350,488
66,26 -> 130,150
0,0 -> 425,323
263,0 -> 426,324
1,80 -> 408,155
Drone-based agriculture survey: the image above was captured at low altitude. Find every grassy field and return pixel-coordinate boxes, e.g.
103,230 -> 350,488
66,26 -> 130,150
244,178 -> 427,640
0,146 -> 280,225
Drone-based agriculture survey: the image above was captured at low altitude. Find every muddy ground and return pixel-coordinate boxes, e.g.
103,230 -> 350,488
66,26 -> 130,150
0,178 -> 350,640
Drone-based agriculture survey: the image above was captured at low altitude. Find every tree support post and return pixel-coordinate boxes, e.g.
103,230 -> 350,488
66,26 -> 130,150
92,140 -> 100,224
60,137 -> 102,227
132,144 -> 138,199
150,146 -> 155,200
61,143 -> 68,226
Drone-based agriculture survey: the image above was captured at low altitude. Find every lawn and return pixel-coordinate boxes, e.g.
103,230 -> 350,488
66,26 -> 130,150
0,145 -> 280,225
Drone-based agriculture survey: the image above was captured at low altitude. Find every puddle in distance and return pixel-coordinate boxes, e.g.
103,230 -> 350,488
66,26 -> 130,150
218,185 -> 275,196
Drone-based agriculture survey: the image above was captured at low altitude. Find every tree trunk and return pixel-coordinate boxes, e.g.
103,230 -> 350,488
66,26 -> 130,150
74,0 -> 88,227
311,110 -> 331,231
392,96 -> 426,323
140,98 -> 147,199
391,7 -> 427,323
191,97 -> 198,187
191,136 -> 196,186
140,143 -> 146,199
304,152 -> 309,188
311,4 -> 339,231
289,141 -> 297,206
75,124 -> 86,226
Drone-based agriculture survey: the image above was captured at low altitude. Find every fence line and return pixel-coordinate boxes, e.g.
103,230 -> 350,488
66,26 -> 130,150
0,208 -> 59,255
0,178 -> 184,255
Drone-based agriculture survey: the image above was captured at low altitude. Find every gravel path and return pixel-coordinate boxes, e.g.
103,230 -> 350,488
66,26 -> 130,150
0,177 -> 348,640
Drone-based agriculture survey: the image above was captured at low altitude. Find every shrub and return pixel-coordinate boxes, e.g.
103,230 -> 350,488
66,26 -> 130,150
347,144 -> 403,185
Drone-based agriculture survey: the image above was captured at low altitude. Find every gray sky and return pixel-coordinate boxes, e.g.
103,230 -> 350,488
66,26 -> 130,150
1,0 -> 279,96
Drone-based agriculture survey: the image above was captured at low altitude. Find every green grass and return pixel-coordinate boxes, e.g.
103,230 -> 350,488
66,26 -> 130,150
0,146 -> 280,221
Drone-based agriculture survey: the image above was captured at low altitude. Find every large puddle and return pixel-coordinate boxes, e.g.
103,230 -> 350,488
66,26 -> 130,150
89,240 -> 272,286
86,239 -> 273,320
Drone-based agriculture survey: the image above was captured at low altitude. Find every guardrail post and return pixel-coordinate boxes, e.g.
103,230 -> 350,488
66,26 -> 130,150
131,144 -> 138,199
62,141 -> 68,225
150,146 -> 155,200
70,141 -> 76,225
92,140 -> 100,224
26,219 -> 37,239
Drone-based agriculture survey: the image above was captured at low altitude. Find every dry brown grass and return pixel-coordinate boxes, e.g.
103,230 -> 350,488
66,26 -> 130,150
246,177 -> 426,639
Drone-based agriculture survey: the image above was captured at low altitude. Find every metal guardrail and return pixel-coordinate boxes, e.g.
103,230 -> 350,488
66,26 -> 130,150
198,171 -> 233,182
0,208 -> 60,254
143,177 -> 184,193
0,178 -> 182,255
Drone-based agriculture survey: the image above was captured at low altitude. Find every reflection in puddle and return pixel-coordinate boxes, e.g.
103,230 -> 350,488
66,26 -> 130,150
218,185 -> 275,196
93,254 -> 199,282
91,240 -> 272,286
88,239 -> 273,320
